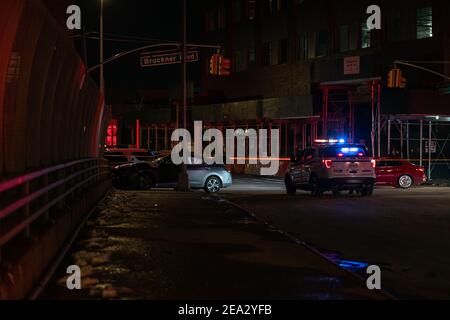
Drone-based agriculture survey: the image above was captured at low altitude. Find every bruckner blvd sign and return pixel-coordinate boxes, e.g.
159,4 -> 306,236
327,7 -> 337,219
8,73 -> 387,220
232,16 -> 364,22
140,50 -> 199,68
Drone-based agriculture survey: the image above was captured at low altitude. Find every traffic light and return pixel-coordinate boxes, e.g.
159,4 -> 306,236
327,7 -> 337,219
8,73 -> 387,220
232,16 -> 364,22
209,54 -> 219,75
387,69 -> 398,88
396,69 -> 407,88
218,56 -> 231,76
387,68 -> 407,88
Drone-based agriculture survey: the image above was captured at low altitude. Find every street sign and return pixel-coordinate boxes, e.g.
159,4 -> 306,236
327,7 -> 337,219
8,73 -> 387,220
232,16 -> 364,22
344,56 -> 360,75
425,141 -> 437,153
140,51 -> 199,68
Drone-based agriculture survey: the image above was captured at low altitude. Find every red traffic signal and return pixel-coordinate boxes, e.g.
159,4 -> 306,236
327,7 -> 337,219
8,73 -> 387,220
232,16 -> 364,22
209,54 -> 219,75
219,56 -> 231,76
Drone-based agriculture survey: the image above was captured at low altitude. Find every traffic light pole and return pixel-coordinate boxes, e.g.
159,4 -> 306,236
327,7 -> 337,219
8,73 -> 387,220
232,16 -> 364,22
394,60 -> 450,81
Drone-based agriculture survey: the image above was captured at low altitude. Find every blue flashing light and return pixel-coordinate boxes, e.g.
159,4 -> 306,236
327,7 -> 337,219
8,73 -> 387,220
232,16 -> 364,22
338,260 -> 369,272
338,139 -> 346,144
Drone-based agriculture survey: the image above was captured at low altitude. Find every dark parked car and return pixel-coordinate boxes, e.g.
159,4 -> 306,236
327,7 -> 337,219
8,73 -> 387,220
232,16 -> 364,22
104,148 -> 161,166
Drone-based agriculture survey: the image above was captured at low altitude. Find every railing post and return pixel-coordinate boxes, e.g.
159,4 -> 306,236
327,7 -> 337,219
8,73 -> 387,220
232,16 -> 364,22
43,174 -> 50,221
23,181 -> 31,238
58,166 -> 67,210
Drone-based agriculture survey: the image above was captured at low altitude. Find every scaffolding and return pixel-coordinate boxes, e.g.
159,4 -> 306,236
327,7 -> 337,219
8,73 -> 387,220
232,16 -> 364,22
321,78 -> 382,157
387,114 -> 450,180
125,116 -> 321,157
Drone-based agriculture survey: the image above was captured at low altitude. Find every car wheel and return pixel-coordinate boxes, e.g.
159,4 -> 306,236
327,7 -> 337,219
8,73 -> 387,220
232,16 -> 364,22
138,173 -> 154,190
398,175 -> 413,189
309,175 -> 323,196
361,184 -> 374,197
285,175 -> 297,195
205,176 -> 222,193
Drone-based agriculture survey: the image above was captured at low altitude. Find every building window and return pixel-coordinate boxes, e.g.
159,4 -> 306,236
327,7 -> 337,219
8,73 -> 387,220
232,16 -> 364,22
307,32 -> 316,59
296,35 -> 308,60
417,7 -> 433,39
205,10 -> 216,32
234,0 -> 243,24
248,47 -> 256,64
233,50 -> 247,72
339,25 -> 349,52
247,0 -> 256,20
262,42 -> 273,66
264,0 -> 286,16
361,23 -> 371,48
278,39 -> 288,64
218,6 -> 226,30
275,0 -> 288,12
388,14 -> 402,42
315,31 -> 328,57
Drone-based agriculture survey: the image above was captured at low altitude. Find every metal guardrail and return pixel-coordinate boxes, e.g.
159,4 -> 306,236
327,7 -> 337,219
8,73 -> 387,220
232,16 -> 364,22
0,158 -> 111,264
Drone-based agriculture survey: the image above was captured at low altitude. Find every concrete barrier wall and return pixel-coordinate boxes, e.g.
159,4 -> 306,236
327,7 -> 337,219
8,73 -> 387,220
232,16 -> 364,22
0,0 -> 104,179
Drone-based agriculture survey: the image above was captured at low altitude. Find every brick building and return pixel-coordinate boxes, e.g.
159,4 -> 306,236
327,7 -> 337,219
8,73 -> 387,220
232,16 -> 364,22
195,0 -> 450,157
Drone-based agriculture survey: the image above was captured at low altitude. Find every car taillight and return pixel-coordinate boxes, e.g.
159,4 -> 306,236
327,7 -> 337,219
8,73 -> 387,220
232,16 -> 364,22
371,160 -> 376,168
323,159 -> 333,169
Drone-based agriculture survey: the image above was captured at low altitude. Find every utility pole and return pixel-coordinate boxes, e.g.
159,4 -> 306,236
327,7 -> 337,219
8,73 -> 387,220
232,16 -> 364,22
177,0 -> 190,191
182,0 -> 187,130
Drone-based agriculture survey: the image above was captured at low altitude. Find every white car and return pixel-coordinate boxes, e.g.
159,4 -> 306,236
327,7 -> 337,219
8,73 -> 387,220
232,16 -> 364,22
285,143 -> 376,196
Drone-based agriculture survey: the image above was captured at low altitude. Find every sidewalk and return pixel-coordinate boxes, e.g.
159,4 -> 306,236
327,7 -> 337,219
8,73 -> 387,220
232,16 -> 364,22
45,190 -> 387,300
423,179 -> 450,187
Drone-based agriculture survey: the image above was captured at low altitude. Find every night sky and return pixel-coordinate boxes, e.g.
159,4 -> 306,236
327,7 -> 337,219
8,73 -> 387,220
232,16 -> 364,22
74,0 -> 203,103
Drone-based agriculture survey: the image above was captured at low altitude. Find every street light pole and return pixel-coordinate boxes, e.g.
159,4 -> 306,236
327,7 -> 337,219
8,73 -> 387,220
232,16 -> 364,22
177,0 -> 190,191
182,0 -> 187,130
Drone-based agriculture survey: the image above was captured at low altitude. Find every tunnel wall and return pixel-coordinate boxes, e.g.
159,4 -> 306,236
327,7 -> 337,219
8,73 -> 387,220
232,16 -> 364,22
0,0 -> 105,179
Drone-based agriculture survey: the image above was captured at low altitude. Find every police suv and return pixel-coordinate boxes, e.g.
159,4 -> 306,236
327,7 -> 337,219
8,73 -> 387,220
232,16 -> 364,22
285,140 -> 376,196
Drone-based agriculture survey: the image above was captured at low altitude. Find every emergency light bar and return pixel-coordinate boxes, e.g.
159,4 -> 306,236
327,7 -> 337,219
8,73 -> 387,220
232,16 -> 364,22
314,138 -> 346,144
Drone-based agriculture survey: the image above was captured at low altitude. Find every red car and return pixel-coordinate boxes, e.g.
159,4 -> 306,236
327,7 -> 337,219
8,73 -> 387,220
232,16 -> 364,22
375,159 -> 427,189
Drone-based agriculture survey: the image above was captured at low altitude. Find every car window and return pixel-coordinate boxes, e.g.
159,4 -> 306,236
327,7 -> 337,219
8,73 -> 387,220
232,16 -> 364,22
104,152 -> 128,163
291,150 -> 305,163
132,152 -> 150,161
377,161 -> 387,167
186,157 -> 203,165
322,145 -> 368,157
387,161 -> 403,167
304,149 -> 315,161
162,156 -> 173,165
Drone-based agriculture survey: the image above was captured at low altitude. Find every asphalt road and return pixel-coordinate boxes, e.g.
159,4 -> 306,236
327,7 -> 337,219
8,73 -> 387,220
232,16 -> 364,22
219,175 -> 450,299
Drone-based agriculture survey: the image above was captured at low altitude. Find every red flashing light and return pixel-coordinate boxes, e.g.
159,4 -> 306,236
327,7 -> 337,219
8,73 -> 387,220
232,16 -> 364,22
106,119 -> 118,147
371,160 -> 376,168
337,153 -> 344,158
358,153 -> 364,157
